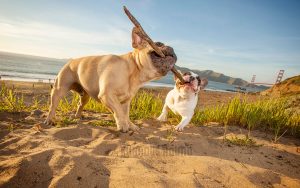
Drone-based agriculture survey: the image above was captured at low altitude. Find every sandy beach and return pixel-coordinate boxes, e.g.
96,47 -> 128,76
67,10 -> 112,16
1,80 -> 300,187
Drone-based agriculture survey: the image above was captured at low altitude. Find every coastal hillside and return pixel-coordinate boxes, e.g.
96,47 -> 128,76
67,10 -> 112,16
175,66 -> 247,85
174,65 -> 268,89
261,75 -> 300,96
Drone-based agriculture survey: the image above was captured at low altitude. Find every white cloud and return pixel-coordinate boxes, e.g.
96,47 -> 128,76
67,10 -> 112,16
0,19 -> 132,58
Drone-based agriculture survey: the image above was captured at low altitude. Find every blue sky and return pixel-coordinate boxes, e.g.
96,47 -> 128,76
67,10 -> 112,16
0,0 -> 299,83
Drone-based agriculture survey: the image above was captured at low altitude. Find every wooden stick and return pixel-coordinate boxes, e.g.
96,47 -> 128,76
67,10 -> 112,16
123,6 -> 165,58
171,67 -> 186,84
123,6 -> 185,84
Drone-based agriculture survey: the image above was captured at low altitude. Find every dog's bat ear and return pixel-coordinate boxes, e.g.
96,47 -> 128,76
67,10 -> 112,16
131,27 -> 144,49
200,78 -> 208,89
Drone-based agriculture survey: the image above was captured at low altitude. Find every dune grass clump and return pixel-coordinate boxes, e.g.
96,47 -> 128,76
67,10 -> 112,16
84,98 -> 108,113
57,92 -> 80,114
225,135 -> 259,147
130,91 -> 164,120
57,92 -> 109,114
192,96 -> 300,139
89,120 -> 115,127
55,91 -> 163,120
56,116 -> 78,127
0,84 -> 26,112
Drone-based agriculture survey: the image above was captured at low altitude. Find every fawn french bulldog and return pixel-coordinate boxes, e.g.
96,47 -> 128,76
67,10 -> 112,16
45,27 -> 177,132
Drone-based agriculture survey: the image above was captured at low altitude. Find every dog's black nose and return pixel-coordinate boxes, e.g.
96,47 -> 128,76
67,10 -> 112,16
190,77 -> 195,82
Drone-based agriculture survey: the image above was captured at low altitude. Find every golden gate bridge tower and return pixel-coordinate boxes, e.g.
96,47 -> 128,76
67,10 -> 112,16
275,70 -> 285,84
250,70 -> 285,86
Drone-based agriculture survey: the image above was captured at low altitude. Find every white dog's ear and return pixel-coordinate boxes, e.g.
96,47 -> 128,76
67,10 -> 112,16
132,27 -> 145,49
200,78 -> 208,89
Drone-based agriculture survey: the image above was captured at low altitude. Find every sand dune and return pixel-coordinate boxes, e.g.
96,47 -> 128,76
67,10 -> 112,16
1,110 -> 300,188
261,75 -> 300,97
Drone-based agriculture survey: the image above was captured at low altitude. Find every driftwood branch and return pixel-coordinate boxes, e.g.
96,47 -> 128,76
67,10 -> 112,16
123,6 -> 165,58
171,68 -> 185,83
123,6 -> 185,84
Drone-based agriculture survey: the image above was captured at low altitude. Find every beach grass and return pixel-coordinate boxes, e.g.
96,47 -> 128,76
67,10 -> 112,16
192,96 -> 300,139
225,135 -> 259,147
89,119 -> 115,127
130,91 -> 164,120
56,116 -> 78,128
0,83 -> 26,112
1,83 -> 299,139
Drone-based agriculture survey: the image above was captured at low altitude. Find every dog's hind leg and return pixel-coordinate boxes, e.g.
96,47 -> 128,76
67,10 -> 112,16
74,91 -> 90,119
45,68 -> 74,125
70,83 -> 90,119
45,86 -> 69,125
157,104 -> 169,122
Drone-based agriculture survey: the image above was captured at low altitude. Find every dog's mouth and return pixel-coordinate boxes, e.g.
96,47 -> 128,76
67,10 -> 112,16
176,82 -> 196,93
176,75 -> 199,92
149,42 -> 177,76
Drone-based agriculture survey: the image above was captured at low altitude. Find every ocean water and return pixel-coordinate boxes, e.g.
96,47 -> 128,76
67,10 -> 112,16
0,51 -> 64,82
0,51 -> 263,93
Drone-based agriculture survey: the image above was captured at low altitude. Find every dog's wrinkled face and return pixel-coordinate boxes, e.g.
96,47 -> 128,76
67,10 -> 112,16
149,42 -> 177,76
132,28 -> 177,77
175,71 -> 208,93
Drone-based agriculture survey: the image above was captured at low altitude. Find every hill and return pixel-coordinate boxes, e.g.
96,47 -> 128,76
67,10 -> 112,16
261,75 -> 300,96
174,65 -> 269,89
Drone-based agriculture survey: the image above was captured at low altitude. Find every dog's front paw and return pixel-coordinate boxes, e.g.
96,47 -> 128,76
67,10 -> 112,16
72,114 -> 84,120
117,127 -> 129,133
175,125 -> 184,132
157,114 -> 167,122
129,122 -> 140,131
117,122 -> 129,133
44,118 -> 55,126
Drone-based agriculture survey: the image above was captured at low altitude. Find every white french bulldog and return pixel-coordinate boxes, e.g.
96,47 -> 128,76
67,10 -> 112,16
157,71 -> 208,131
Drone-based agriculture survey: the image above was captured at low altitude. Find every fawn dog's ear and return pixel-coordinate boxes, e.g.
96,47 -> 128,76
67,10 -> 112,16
132,27 -> 147,49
